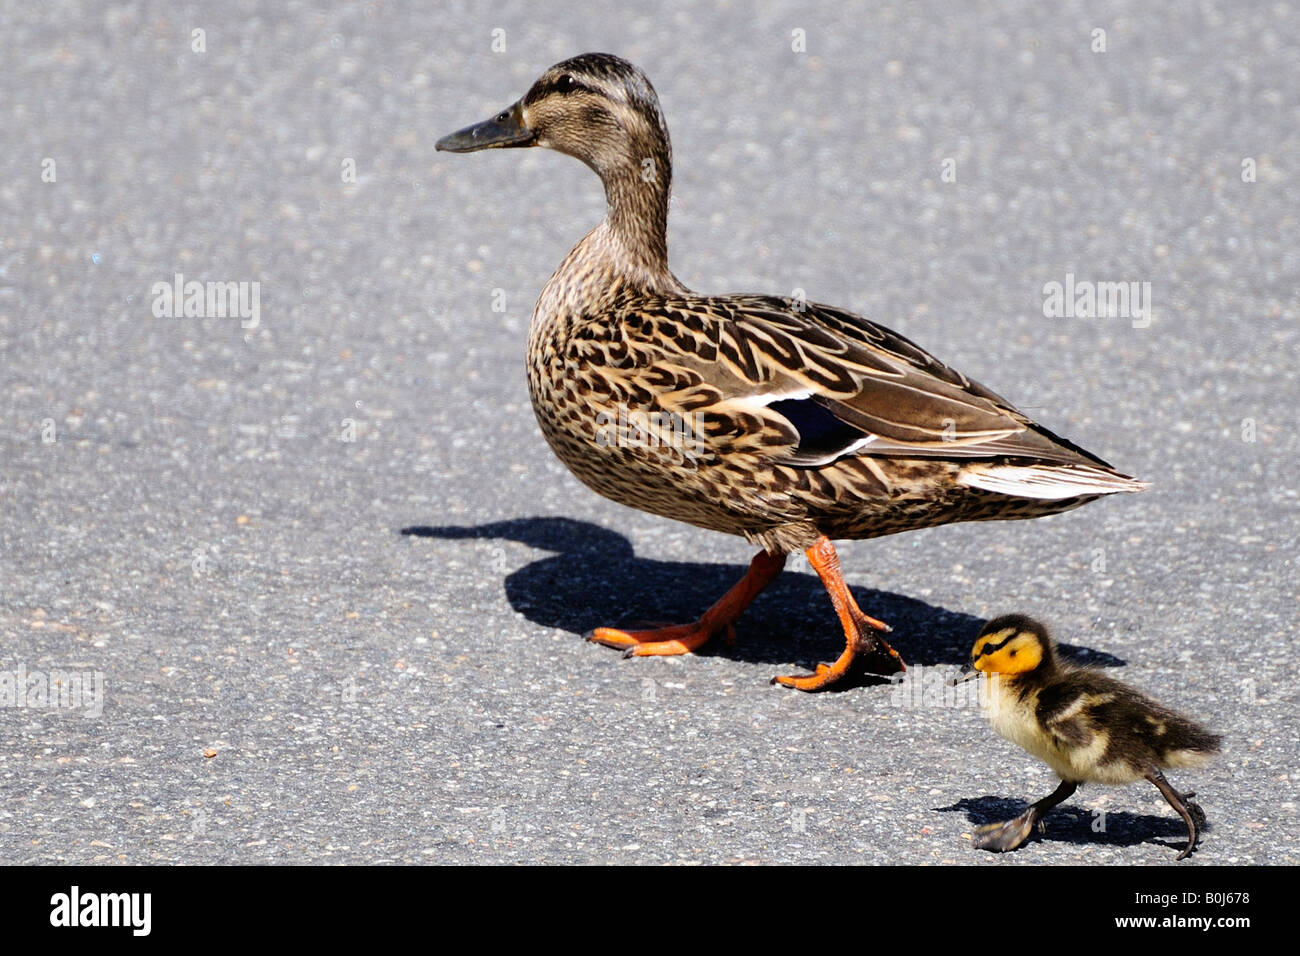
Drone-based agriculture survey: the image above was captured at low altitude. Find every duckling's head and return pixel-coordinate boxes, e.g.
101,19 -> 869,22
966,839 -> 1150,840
436,53 -> 671,187
971,614 -> 1055,678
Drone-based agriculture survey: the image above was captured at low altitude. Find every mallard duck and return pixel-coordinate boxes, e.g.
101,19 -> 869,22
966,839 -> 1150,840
436,53 -> 1145,690
964,614 -> 1222,859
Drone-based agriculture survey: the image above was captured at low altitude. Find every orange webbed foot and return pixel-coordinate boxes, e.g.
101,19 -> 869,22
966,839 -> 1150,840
589,622 -> 719,657
771,538 -> 905,691
587,551 -> 784,662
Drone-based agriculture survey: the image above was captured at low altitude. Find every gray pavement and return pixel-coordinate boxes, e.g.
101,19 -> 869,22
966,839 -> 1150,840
1,0 -> 1296,864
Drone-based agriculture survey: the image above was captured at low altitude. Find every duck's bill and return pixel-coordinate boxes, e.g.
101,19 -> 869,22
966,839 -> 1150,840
436,100 -> 536,152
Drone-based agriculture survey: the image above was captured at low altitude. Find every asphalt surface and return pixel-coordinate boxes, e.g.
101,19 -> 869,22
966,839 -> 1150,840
1,1 -> 1296,866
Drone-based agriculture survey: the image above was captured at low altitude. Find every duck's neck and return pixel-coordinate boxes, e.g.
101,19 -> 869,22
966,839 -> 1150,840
566,122 -> 683,294
534,138 -> 684,326
601,161 -> 671,279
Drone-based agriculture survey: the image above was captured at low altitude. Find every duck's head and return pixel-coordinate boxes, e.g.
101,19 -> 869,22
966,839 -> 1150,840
436,52 -> 671,186
970,614 -> 1055,677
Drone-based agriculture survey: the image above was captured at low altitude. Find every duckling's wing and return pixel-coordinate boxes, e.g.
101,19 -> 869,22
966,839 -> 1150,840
638,294 -> 1141,491
1035,682 -> 1101,749
1035,673 -> 1223,777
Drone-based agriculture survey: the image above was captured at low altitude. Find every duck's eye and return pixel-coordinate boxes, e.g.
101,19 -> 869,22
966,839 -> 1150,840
555,73 -> 577,93
1009,649 -> 1017,657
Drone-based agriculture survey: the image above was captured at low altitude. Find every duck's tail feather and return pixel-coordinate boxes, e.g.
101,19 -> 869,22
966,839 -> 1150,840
958,462 -> 1148,500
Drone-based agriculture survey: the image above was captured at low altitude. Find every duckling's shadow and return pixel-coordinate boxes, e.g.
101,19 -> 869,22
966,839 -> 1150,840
402,516 -> 1003,676
936,796 -> 1205,855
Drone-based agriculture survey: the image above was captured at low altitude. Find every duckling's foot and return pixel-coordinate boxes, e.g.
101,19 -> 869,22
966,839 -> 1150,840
972,812 -> 1038,853
771,536 -> 904,691
971,779 -> 1078,854
1146,769 -> 1204,861
588,549 -> 786,658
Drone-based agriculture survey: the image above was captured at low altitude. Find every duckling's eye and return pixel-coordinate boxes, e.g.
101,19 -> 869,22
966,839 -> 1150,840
555,73 -> 577,93
1009,649 -> 1018,657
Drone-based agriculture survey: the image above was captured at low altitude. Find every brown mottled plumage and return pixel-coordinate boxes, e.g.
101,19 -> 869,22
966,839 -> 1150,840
968,615 -> 1222,859
436,53 -> 1146,690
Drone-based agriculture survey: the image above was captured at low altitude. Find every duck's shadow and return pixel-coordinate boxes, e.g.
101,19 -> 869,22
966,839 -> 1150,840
936,796 -> 1205,855
400,516 -> 1125,676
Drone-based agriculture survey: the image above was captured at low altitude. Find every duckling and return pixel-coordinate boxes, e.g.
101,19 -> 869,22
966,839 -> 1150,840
965,614 -> 1221,859
436,53 -> 1145,691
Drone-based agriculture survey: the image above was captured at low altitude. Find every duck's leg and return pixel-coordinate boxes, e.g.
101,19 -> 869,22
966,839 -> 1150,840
771,536 -> 903,691
589,549 -> 786,657
973,779 -> 1078,853
1145,769 -> 1204,860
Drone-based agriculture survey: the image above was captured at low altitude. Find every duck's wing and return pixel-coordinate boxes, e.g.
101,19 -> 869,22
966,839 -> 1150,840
619,293 -> 1143,494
